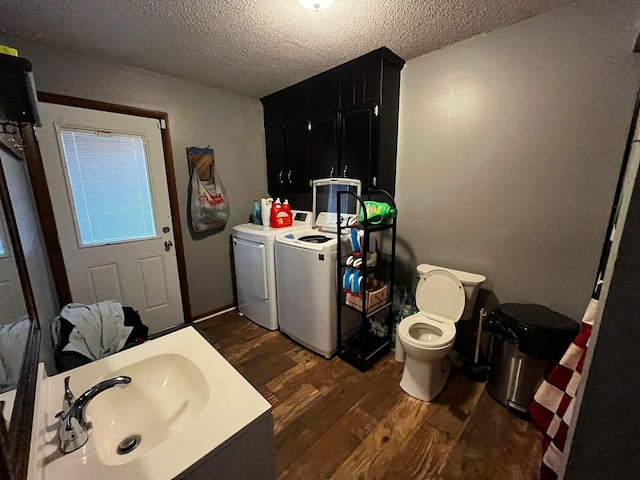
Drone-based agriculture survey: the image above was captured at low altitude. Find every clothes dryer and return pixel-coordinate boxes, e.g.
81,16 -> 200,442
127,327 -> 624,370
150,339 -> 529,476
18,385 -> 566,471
232,210 -> 311,330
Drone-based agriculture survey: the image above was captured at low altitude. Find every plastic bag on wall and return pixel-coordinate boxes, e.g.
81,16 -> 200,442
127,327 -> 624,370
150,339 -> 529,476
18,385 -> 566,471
188,147 -> 230,232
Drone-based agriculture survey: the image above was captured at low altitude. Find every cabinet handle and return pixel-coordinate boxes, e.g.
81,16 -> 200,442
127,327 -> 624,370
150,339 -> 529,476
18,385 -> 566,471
279,170 -> 284,184
330,166 -> 334,178
288,170 -> 292,183
343,165 -> 348,177
372,176 -> 377,186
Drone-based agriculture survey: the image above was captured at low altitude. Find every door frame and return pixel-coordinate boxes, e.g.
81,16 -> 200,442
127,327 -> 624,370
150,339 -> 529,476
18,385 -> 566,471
25,92 -> 192,322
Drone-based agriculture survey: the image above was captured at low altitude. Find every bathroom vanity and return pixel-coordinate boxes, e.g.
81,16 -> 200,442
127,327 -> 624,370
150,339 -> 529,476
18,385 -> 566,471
27,327 -> 274,480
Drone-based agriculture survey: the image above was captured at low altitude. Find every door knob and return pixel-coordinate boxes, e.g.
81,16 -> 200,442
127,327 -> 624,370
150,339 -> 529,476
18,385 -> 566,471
288,170 -> 292,183
279,170 -> 284,184
164,240 -> 173,251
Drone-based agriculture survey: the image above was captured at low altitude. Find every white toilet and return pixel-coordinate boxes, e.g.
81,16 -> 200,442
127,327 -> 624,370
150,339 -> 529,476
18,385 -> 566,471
397,264 -> 486,401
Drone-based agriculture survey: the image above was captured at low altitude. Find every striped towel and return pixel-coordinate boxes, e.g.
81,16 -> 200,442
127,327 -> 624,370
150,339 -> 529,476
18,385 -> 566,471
529,298 -> 596,479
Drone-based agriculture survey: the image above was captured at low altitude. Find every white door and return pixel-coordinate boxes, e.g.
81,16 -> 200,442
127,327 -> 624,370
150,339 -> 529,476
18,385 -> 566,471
37,103 -> 183,333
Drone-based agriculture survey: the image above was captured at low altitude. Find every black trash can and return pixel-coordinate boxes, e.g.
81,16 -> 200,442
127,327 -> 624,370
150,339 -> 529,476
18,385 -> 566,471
485,303 -> 579,416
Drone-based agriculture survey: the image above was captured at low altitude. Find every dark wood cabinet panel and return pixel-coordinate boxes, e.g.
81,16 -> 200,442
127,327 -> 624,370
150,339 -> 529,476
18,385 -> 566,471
310,113 -> 339,180
341,68 -> 355,108
284,120 -> 311,193
321,74 -> 341,113
262,93 -> 284,130
340,102 -> 375,187
265,126 -> 287,197
264,121 -> 311,198
364,58 -> 382,101
283,85 -> 307,123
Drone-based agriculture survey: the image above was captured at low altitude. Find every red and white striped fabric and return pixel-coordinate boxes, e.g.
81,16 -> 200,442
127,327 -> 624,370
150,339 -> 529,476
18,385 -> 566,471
529,299 -> 596,480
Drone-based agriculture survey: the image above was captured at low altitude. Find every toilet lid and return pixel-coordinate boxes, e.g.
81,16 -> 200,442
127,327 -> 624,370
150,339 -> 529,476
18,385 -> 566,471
416,269 -> 465,323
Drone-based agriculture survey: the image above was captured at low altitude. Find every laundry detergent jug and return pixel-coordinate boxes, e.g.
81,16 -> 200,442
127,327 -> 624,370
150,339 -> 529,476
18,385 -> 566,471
270,198 -> 292,227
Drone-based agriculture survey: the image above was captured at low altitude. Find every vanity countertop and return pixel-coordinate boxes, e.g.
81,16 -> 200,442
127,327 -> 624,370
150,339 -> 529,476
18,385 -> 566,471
28,326 -> 272,480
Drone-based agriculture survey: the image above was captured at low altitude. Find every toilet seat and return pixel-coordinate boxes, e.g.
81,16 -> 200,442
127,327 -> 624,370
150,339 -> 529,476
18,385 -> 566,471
398,313 -> 456,349
398,269 -> 465,349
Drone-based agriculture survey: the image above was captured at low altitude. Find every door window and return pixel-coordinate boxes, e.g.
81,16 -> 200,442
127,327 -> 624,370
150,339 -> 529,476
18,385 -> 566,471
58,128 -> 157,246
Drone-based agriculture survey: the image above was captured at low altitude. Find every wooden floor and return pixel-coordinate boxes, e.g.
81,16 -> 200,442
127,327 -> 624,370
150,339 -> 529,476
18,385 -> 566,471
197,311 -> 543,480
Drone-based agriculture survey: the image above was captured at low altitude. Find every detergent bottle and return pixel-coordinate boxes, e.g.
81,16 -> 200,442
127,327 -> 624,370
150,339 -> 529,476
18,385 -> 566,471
280,199 -> 293,227
252,200 -> 262,225
358,201 -> 397,225
270,198 -> 282,227
260,198 -> 273,227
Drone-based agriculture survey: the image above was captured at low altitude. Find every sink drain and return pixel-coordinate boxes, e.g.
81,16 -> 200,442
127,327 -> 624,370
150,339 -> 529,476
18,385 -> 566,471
117,435 -> 141,455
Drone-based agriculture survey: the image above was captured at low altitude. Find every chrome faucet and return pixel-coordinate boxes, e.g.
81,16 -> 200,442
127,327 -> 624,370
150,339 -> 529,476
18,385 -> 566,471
56,375 -> 132,454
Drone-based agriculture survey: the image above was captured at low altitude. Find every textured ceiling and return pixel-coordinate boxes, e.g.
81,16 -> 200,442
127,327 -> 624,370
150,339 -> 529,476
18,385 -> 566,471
0,0 -> 576,98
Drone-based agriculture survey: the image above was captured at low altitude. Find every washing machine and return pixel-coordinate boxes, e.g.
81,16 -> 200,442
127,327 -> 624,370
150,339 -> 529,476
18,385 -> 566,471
232,210 -> 312,330
275,179 -> 361,358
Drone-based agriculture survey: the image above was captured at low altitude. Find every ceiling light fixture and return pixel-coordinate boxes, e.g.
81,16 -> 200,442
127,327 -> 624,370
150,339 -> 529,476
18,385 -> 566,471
298,0 -> 335,12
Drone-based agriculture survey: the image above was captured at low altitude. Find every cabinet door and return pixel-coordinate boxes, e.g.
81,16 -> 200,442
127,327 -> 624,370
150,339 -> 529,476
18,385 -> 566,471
265,126 -> 287,198
340,102 -> 376,188
308,74 -> 341,116
364,58 -> 382,101
341,67 -> 355,108
283,85 -> 307,123
284,119 -> 311,193
310,113 -> 339,180
262,92 -> 285,130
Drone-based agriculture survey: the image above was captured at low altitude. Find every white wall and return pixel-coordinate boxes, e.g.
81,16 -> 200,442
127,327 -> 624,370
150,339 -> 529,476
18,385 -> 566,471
0,33 -> 268,318
395,0 -> 640,321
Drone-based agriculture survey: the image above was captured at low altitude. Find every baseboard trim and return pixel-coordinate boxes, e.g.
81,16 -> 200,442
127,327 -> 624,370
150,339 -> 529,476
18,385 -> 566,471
192,304 -> 237,323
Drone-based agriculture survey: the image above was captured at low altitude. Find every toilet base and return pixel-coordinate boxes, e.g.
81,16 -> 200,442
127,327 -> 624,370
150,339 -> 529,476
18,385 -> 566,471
400,355 -> 451,401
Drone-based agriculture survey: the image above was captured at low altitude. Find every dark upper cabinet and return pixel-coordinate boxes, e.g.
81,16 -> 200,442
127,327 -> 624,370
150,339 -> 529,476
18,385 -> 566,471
284,119 -> 311,193
308,73 -> 341,116
261,47 -> 404,201
283,85 -> 306,123
364,58 -> 382,101
263,87 -> 312,199
264,120 -> 311,199
265,126 -> 287,197
310,102 -> 375,187
340,102 -> 375,186
262,92 -> 284,130
310,113 -> 339,180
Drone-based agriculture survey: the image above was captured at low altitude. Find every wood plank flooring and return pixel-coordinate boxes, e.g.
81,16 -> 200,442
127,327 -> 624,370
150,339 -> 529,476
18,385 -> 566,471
197,311 -> 543,480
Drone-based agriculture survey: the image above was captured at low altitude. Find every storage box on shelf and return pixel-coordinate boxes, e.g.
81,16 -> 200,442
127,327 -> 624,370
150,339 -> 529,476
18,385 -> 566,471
336,189 -> 397,372
345,277 -> 389,313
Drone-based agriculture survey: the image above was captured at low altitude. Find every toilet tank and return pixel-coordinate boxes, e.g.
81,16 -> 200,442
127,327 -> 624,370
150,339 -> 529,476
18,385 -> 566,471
416,264 -> 486,320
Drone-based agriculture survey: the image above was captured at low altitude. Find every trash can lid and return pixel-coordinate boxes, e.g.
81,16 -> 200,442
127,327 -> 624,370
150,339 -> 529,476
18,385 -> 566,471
488,303 -> 580,360
498,303 -> 577,332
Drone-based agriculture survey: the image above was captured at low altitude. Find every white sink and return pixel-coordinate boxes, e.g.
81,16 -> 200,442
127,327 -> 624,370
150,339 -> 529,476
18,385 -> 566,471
29,327 -> 272,480
89,353 -> 209,466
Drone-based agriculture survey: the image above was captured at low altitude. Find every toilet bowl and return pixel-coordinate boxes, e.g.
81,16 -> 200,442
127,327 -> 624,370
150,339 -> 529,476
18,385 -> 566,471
398,265 -> 485,401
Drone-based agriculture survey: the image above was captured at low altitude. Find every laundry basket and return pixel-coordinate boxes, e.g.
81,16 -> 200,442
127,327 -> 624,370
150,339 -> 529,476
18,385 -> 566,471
485,303 -> 579,415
